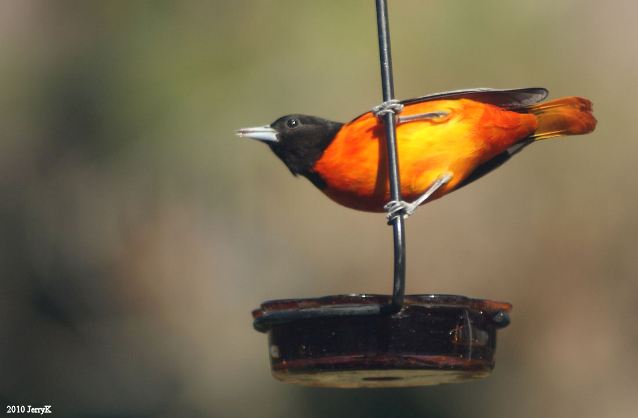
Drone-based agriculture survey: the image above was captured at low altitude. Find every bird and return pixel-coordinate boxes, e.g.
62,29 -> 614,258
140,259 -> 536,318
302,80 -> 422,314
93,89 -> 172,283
237,88 -> 596,217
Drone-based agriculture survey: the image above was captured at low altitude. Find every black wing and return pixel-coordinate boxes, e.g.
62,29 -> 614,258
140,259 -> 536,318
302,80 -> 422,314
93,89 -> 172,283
400,87 -> 548,110
455,139 -> 535,190
351,87 -> 549,122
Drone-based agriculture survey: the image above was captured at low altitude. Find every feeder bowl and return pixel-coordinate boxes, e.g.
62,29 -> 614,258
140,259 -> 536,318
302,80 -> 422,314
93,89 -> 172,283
253,294 -> 511,388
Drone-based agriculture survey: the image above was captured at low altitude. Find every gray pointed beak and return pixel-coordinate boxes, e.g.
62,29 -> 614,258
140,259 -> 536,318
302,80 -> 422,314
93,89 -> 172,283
236,125 -> 279,143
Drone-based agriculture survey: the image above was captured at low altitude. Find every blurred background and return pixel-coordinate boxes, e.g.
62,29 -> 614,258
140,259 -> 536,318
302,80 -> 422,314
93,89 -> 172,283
1,1 -> 636,417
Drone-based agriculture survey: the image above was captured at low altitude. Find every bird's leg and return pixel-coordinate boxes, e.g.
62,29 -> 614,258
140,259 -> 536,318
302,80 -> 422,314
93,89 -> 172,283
397,111 -> 449,124
384,172 -> 454,221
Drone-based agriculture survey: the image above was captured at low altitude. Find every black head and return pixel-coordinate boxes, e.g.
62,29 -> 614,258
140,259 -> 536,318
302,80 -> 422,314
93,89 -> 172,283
237,114 -> 343,178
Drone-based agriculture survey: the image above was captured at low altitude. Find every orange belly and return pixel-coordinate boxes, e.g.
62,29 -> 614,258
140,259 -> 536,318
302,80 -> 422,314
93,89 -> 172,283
313,99 -> 537,212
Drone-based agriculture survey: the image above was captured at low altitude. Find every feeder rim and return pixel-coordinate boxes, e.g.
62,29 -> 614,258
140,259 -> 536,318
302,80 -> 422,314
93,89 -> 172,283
252,294 -> 512,333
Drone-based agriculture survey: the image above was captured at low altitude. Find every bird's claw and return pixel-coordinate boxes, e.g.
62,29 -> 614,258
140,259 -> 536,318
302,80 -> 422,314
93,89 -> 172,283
372,100 -> 404,118
384,200 -> 416,222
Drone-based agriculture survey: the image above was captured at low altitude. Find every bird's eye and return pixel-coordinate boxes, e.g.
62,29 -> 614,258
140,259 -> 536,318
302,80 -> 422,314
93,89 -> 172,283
286,118 -> 300,128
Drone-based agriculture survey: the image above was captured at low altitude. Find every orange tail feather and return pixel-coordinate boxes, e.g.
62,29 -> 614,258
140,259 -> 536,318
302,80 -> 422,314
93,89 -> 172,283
528,96 -> 597,140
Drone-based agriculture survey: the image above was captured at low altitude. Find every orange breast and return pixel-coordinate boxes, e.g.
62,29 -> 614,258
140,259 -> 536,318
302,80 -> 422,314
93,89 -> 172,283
313,99 -> 537,212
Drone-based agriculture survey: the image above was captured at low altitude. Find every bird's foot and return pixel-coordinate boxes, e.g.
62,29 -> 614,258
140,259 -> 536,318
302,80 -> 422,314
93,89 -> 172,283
384,200 -> 417,222
384,172 -> 454,222
372,100 -> 404,118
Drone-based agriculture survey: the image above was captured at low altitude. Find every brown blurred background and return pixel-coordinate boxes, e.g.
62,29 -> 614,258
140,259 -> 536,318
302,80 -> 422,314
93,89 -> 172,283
1,1 -> 636,417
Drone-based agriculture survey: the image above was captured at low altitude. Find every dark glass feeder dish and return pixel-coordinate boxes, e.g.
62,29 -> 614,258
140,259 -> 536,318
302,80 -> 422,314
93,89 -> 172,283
253,294 -> 511,388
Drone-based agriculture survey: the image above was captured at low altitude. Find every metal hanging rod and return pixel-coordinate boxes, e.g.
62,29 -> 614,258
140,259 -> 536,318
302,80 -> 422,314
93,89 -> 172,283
374,0 -> 406,310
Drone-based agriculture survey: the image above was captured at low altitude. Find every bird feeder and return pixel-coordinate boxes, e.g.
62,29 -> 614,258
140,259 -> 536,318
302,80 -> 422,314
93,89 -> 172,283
251,0 -> 512,388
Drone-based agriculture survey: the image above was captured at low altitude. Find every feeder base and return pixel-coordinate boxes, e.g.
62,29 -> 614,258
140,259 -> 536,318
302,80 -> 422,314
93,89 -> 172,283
273,360 -> 491,388
252,294 -> 511,388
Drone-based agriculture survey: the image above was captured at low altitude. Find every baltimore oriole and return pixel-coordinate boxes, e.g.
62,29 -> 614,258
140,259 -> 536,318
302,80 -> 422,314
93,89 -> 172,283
237,88 -> 596,215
